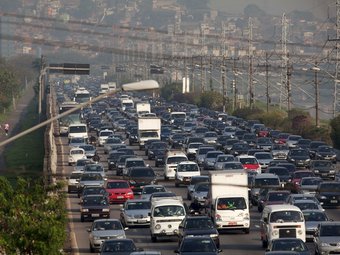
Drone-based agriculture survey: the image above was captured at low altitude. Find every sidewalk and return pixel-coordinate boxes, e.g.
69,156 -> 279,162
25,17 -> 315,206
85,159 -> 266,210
0,82 -> 36,170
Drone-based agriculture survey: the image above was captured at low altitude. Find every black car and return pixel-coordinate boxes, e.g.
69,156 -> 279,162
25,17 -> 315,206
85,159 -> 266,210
169,133 -> 187,149
107,151 -> 125,170
178,216 -> 220,248
315,145 -> 337,163
80,194 -> 110,222
100,239 -> 142,255
287,148 -> 311,168
147,141 -> 168,160
315,181 -> 340,208
154,149 -> 166,167
175,236 -> 222,255
267,166 -> 291,184
230,142 -> 250,156
308,141 -> 326,159
309,160 -> 336,179
124,167 -> 157,195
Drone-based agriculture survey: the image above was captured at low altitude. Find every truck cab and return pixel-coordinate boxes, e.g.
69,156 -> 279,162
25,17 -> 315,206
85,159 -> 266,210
205,171 -> 250,234
149,196 -> 186,242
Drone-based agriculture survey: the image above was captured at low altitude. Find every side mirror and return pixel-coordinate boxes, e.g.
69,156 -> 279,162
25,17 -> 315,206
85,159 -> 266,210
263,218 -> 268,223
87,228 -> 91,232
148,212 -> 151,216
218,249 -> 223,253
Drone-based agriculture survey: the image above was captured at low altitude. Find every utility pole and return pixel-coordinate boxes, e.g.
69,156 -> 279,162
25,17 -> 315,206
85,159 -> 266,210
286,53 -> 292,111
221,56 -> 226,112
248,17 -> 254,108
201,56 -> 204,92
191,56 -> 195,93
258,52 -> 271,112
233,58 -> 238,111
313,62 -> 320,128
209,55 -> 213,91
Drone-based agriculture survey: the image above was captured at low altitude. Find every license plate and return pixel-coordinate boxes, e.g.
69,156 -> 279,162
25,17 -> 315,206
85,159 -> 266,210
117,196 -> 124,199
137,220 -> 146,223
92,214 -> 100,217
166,232 -> 173,235
228,221 -> 237,225
331,200 -> 338,203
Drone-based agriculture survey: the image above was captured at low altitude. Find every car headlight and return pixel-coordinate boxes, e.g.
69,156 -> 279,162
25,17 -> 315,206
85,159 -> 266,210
155,224 -> 161,230
314,170 -> 319,173
321,242 -> 331,247
102,208 -> 110,212
330,170 -> 335,173
117,235 -> 126,239
127,191 -> 133,196
93,236 -> 101,240
81,208 -> 89,212
272,230 -> 279,236
306,159 -> 311,162
210,234 -> 219,238
320,196 -> 327,200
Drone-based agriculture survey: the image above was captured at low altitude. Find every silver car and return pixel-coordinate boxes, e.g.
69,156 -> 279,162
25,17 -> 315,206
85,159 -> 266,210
191,182 -> 209,205
120,199 -> 151,227
214,154 -> 235,170
302,210 -> 329,241
88,219 -> 127,252
314,222 -> 340,255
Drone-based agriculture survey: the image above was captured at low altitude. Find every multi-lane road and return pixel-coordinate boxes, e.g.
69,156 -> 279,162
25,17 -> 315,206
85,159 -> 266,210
55,131 -> 340,255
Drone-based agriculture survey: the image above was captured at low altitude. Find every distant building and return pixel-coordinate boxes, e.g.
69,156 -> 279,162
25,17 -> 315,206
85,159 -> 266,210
0,16 -> 16,58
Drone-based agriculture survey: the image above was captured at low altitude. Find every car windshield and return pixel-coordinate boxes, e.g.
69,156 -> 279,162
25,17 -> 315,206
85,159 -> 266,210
185,218 -> 214,229
268,192 -> 289,201
83,196 -> 108,206
303,212 -> 327,221
239,158 -> 257,164
80,174 -> 103,181
167,156 -> 187,164
107,182 -> 129,189
320,225 -> 340,236
126,160 -> 145,167
196,184 -> 209,192
272,239 -> 307,252
85,165 -> 103,172
130,169 -> 155,177
92,221 -> 122,231
291,149 -> 308,156
269,168 -> 289,176
269,210 -> 303,223
255,153 -> 272,159
222,162 -> 244,169
313,161 -> 332,167
126,201 -> 151,210
319,183 -> 340,192
254,178 -> 279,187
70,172 -> 82,179
142,186 -> 166,194
153,205 -> 185,217
301,178 -> 322,185
101,241 -> 136,253
216,155 -> 234,162
190,177 -> 209,185
177,164 -> 199,172
181,239 -> 217,253
217,197 -> 247,210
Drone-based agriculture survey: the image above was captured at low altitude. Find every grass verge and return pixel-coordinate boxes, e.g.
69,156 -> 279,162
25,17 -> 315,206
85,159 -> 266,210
2,96 -> 45,180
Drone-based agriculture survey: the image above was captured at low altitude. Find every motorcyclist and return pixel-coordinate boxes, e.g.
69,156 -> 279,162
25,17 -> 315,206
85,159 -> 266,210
189,199 -> 202,214
92,152 -> 100,163
89,135 -> 96,145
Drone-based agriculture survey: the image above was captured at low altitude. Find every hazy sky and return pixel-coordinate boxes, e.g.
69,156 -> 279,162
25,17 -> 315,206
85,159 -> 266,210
209,0 -> 333,19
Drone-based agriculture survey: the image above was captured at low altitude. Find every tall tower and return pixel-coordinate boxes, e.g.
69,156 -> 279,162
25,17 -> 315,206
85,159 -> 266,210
280,13 -> 289,109
248,17 -> 254,108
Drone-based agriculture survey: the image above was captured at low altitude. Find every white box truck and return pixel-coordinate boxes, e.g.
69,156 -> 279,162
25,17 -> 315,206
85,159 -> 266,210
205,170 -> 250,234
100,83 -> 109,95
137,117 -> 161,149
136,102 -> 151,117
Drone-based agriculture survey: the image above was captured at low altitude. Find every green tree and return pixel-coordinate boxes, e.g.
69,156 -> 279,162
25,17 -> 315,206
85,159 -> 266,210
198,91 -> 223,111
0,177 -> 66,255
330,115 -> 340,149
0,67 -> 19,111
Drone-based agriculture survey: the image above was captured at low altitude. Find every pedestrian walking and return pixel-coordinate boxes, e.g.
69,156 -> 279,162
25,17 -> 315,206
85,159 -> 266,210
4,123 -> 9,136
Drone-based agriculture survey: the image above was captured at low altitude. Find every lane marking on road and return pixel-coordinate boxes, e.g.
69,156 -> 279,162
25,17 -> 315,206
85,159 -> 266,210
60,135 -> 80,255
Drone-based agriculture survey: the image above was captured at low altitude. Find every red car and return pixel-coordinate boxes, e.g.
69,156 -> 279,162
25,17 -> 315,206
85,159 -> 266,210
290,170 -> 315,190
105,180 -> 134,204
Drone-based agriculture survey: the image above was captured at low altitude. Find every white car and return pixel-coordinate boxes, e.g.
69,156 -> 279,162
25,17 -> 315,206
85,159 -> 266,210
68,147 -> 87,166
67,170 -> 83,193
98,129 -> 114,146
175,161 -> 201,187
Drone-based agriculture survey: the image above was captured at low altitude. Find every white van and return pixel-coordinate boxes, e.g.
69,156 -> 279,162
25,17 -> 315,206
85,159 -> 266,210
149,196 -> 186,242
164,151 -> 188,180
68,123 -> 88,142
260,204 -> 305,248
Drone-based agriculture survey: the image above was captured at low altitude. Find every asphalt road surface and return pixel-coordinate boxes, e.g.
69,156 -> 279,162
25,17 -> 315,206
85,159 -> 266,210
56,133 -> 340,255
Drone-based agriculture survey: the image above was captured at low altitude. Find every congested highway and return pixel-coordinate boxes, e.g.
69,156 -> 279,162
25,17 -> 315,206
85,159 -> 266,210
50,83 -> 340,255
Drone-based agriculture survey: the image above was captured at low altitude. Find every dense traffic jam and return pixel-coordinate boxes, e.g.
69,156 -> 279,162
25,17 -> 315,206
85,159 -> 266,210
61,83 -> 340,255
